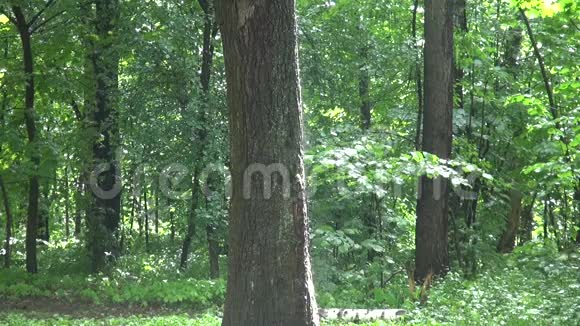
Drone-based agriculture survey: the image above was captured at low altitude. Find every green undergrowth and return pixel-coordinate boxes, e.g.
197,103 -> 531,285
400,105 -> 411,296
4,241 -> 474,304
1,242 -> 578,325
400,242 -> 580,325
0,270 -> 225,307
0,240 -> 226,308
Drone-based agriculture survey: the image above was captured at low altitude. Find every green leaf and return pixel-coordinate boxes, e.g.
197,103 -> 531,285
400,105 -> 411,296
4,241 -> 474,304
482,173 -> 493,180
361,239 -> 385,253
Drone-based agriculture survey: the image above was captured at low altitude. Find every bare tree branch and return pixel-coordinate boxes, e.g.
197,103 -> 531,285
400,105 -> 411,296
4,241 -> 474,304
30,10 -> 66,34
28,0 -> 57,28
519,8 -> 557,120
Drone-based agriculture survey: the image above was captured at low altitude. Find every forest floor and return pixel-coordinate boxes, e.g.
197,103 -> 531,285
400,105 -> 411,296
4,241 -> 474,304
0,297 -> 200,319
1,242 -> 578,325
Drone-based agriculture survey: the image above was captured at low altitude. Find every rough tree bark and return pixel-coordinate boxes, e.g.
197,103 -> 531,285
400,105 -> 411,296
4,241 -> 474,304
87,0 -> 122,272
415,0 -> 454,282
217,0 -> 320,325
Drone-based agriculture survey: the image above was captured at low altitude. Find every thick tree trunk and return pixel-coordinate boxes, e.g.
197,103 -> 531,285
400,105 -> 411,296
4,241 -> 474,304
217,1 -> 319,325
498,189 -> 523,253
0,176 -> 13,269
87,0 -> 121,272
415,0 -> 454,282
12,6 -> 40,274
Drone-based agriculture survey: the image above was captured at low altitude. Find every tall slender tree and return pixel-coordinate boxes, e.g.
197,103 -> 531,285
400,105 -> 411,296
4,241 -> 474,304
415,0 -> 454,282
217,0 -> 319,324
453,0 -> 467,111
179,0 -> 218,271
412,0 -> 424,150
0,43 -> 12,269
0,175 -> 12,269
2,0 -> 61,273
359,44 -> 371,130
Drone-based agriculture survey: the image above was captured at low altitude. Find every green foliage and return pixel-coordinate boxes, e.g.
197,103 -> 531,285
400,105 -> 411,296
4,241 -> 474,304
0,0 -> 578,324
0,269 -> 225,308
1,243 -> 578,325
0,243 -> 226,308
401,242 -> 580,325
